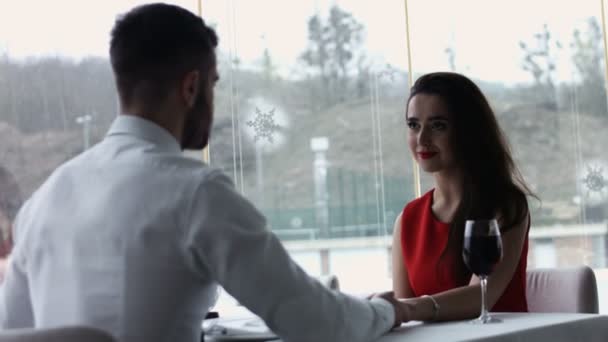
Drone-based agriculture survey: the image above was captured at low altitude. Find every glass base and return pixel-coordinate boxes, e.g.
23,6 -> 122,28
469,314 -> 502,324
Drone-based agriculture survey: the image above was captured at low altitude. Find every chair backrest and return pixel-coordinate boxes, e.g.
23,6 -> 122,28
0,326 -> 115,342
317,274 -> 340,291
526,266 -> 599,314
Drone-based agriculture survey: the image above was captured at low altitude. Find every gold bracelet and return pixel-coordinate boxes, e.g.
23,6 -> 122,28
421,295 -> 440,321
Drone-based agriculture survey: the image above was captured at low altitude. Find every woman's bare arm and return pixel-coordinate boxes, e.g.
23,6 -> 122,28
392,213 -> 415,298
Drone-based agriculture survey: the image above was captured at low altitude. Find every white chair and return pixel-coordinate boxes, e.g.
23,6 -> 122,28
317,274 -> 340,291
0,326 -> 115,342
526,266 -> 599,314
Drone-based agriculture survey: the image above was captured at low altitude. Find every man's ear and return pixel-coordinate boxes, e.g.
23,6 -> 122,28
181,70 -> 200,108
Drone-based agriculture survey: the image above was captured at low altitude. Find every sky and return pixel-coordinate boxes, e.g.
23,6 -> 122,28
0,0 -> 605,84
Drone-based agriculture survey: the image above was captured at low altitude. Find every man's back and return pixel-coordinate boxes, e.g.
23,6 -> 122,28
1,116 -> 218,341
1,116 -> 396,342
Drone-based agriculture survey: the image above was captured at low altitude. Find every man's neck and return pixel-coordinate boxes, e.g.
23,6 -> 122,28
120,107 -> 184,145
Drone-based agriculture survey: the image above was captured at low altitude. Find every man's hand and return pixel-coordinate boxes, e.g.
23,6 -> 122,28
373,291 -> 413,328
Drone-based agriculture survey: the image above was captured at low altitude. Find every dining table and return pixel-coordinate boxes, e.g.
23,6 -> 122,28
378,312 -> 608,342
205,311 -> 608,341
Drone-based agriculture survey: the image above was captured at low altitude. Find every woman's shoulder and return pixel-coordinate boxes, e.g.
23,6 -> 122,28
399,190 -> 436,239
401,190 -> 434,226
403,189 -> 434,213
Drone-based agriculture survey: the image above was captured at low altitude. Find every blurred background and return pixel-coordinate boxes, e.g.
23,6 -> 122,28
1,0 -> 607,311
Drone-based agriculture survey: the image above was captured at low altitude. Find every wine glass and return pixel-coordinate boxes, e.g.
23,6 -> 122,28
463,219 -> 503,324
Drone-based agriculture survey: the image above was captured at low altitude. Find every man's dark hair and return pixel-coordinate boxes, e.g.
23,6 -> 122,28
110,3 -> 218,107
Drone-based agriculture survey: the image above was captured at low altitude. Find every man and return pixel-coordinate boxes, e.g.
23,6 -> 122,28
0,4 -> 411,341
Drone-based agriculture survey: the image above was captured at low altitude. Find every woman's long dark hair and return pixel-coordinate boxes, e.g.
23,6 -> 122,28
406,72 -> 535,284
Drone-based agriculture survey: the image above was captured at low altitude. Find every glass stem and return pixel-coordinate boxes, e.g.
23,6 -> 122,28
480,276 -> 489,321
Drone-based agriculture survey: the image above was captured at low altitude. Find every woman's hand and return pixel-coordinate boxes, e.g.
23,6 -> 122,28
373,291 -> 415,328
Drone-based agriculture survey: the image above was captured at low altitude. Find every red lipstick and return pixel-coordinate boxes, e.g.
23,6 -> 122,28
418,152 -> 437,160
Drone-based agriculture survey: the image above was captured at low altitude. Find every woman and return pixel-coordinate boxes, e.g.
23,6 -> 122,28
392,72 -> 534,321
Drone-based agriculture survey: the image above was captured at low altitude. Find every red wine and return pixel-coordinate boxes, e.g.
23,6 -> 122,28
463,235 -> 502,276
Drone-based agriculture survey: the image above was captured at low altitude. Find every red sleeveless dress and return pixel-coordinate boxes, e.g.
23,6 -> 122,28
400,190 -> 528,312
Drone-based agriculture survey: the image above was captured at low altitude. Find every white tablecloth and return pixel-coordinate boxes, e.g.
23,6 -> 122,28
206,304 -> 608,342
379,313 -> 608,342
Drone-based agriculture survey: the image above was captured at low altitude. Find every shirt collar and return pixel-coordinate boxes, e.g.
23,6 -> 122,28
106,115 -> 182,155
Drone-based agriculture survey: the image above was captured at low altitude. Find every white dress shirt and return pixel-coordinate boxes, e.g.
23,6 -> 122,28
0,115 -> 394,342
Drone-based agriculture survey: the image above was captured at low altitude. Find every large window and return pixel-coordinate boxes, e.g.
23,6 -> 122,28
205,0 -> 608,309
1,0 -> 607,312
205,0 -> 410,293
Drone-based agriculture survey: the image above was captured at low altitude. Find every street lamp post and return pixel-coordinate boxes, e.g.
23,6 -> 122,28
311,137 -> 330,239
75,114 -> 93,151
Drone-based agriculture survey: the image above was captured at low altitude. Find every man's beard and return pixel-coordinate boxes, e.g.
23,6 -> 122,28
181,90 -> 212,150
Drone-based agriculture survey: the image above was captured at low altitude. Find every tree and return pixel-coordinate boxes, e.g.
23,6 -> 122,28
519,24 -> 561,110
300,5 -> 365,108
327,6 -> 364,93
570,17 -> 607,117
445,46 -> 456,71
260,48 -> 277,88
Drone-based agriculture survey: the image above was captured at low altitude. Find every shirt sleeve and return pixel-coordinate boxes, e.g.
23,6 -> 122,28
0,208 -> 34,328
183,171 -> 394,342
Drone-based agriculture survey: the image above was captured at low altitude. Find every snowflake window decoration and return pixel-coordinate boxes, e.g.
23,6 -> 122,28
582,164 -> 606,194
246,107 -> 281,143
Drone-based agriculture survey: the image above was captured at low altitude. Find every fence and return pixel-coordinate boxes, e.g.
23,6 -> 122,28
261,167 -> 414,240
